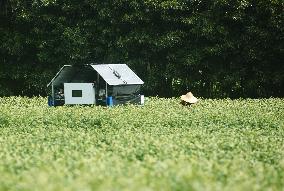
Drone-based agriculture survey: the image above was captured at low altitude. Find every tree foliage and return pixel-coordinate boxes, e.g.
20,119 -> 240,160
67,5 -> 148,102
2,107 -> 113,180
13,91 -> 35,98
0,0 -> 283,97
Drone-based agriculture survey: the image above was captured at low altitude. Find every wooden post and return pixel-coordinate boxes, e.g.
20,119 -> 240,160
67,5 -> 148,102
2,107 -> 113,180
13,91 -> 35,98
51,82 -> 55,105
105,82 -> 108,99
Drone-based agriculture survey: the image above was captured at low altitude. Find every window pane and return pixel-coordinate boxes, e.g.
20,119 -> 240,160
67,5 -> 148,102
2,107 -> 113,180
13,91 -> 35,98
72,90 -> 82,97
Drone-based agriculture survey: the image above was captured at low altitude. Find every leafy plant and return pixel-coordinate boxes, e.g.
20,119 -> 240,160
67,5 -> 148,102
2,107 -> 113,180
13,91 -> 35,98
0,97 -> 283,190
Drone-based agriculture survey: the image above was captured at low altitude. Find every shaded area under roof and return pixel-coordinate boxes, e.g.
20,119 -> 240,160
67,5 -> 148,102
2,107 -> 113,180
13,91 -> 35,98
47,64 -> 144,87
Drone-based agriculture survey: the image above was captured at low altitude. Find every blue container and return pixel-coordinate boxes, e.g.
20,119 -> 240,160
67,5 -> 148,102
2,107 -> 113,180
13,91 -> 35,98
48,96 -> 54,106
106,96 -> 113,107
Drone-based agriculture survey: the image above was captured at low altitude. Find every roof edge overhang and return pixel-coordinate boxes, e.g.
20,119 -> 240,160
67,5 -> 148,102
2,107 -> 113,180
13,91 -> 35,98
47,65 -> 72,87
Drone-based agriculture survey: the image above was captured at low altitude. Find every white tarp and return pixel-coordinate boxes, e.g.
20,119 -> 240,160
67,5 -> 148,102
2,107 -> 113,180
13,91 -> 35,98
91,64 -> 144,85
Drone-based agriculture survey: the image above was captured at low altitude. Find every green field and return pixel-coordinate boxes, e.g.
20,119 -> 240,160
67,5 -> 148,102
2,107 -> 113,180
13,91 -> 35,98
0,97 -> 283,191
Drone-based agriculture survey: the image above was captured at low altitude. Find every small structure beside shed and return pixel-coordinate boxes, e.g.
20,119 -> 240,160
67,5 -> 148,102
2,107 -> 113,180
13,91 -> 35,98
47,64 -> 144,106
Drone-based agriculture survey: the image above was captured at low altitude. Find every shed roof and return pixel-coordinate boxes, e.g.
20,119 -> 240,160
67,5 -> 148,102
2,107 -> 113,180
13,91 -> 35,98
91,64 -> 144,85
47,64 -> 144,87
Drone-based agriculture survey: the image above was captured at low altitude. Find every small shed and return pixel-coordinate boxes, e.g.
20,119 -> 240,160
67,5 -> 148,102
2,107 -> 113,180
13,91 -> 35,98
47,64 -> 144,106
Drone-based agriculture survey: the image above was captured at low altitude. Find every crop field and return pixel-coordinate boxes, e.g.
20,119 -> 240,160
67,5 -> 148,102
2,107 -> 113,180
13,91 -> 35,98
0,97 -> 283,191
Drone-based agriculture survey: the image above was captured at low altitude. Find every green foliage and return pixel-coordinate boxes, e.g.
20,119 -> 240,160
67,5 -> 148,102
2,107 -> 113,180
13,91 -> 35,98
0,0 -> 283,97
0,97 -> 283,190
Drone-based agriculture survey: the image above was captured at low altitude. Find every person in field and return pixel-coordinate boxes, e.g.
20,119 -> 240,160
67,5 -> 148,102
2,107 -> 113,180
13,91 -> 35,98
180,92 -> 198,106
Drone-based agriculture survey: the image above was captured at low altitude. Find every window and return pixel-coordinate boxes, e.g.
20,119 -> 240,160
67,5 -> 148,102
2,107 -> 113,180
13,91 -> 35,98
72,90 -> 82,97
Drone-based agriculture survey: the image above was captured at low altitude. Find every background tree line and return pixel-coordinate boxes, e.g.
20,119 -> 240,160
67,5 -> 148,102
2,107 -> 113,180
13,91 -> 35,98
0,0 -> 283,98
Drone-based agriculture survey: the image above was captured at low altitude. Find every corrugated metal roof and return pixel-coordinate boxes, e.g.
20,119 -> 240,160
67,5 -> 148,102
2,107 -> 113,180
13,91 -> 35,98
91,64 -> 144,85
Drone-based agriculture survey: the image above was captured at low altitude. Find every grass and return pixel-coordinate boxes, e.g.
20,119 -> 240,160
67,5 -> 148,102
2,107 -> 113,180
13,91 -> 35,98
0,97 -> 283,191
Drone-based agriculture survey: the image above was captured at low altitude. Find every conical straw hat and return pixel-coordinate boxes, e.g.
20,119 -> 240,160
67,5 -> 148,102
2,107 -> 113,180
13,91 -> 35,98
180,92 -> 198,104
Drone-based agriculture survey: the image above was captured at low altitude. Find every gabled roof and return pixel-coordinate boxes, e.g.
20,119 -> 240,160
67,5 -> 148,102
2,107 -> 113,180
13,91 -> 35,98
91,64 -> 144,85
47,64 -> 144,87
